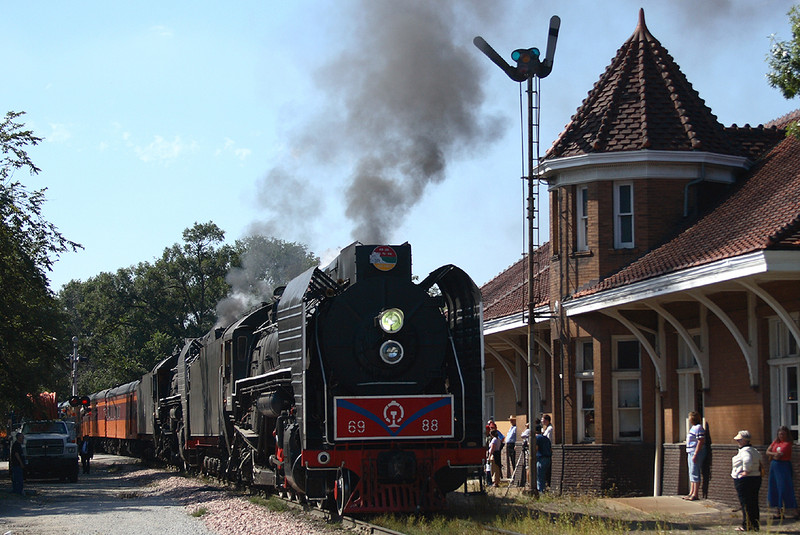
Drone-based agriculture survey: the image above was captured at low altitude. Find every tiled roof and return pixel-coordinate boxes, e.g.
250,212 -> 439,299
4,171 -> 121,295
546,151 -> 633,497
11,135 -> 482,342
572,134 -> 800,298
765,109 -> 800,129
482,242 -> 550,321
724,124 -> 786,161
547,9 -> 738,159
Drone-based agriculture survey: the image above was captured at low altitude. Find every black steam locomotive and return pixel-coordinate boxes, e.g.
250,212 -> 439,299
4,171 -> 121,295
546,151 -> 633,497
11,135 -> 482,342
75,243 -> 484,514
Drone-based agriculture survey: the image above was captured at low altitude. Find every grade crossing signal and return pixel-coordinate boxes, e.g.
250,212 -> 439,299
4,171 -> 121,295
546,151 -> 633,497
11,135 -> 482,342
69,395 -> 91,411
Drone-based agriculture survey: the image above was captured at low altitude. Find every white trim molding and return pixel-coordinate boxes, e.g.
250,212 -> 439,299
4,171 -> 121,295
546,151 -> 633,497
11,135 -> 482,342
564,250 -> 799,316
541,149 -> 751,188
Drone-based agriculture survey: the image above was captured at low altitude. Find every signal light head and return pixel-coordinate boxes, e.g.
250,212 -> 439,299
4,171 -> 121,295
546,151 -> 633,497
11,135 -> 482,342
512,48 -> 540,64
69,396 -> 81,407
80,396 -> 90,407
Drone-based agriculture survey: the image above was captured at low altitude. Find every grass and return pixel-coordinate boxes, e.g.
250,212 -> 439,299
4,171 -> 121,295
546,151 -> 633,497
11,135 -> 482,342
249,494 -> 289,512
190,506 -> 208,517
371,510 -> 645,535
367,485 -> 691,535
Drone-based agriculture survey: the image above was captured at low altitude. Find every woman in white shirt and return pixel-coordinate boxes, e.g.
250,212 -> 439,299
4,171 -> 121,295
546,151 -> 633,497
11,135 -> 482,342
684,411 -> 705,501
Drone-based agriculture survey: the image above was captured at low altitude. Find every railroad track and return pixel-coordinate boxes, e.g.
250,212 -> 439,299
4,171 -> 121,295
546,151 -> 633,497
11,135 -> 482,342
269,490 -> 409,535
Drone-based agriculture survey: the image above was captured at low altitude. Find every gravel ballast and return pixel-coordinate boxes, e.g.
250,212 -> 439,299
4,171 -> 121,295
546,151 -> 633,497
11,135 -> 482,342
0,454 -> 340,535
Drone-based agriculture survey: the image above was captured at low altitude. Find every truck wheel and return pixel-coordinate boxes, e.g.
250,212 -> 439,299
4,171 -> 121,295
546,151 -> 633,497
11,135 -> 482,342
69,465 -> 79,483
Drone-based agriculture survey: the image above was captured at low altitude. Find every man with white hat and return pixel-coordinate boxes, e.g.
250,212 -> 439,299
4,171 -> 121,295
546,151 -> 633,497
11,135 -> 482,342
731,430 -> 762,531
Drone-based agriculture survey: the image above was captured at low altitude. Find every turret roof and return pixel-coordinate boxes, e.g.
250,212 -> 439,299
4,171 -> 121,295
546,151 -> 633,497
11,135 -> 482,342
548,9 -> 740,159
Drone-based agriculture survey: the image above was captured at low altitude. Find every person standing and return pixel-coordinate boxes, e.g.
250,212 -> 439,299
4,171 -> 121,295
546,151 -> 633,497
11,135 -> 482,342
505,416 -> 517,476
731,430 -> 762,532
488,420 -> 504,478
766,425 -> 798,520
541,414 -> 553,441
684,411 -> 706,501
80,435 -> 94,474
541,415 -> 553,486
487,429 -> 502,487
535,427 -> 552,492
10,432 -> 25,495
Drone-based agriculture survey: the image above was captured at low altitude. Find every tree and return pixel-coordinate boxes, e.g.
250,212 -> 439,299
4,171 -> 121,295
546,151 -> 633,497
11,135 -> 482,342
767,4 -> 800,137
59,222 -> 238,390
0,111 -> 80,413
58,224 -> 320,391
159,221 -> 236,335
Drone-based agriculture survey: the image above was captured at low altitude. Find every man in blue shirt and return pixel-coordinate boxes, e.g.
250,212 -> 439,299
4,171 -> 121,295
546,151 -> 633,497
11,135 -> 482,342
535,427 -> 552,492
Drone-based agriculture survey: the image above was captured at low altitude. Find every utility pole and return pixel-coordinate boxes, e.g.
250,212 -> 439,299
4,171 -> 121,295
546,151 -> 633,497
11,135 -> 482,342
474,15 -> 560,497
71,336 -> 79,397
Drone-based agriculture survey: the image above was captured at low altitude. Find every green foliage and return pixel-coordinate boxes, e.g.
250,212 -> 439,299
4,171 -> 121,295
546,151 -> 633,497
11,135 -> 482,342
768,5 -> 800,99
0,112 -> 81,272
58,223 -> 319,392
0,111 -> 79,414
767,5 -> 800,138
247,494 -> 290,512
158,221 -> 235,336
787,118 -> 800,138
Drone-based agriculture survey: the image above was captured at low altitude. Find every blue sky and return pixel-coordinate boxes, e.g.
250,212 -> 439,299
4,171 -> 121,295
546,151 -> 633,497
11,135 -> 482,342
2,1 -> 797,292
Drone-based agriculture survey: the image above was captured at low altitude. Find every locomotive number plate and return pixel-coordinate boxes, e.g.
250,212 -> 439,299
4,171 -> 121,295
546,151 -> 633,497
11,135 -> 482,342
334,395 -> 454,440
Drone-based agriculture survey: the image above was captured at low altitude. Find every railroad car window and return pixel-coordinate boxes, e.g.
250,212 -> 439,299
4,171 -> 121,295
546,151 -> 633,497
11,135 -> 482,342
224,341 -> 232,376
237,336 -> 248,361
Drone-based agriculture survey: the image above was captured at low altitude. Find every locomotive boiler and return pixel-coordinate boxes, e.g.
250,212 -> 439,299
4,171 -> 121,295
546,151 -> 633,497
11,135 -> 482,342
77,243 -> 485,515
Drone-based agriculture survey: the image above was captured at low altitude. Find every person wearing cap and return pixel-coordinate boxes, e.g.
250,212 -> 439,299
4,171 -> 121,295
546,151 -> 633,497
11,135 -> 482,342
505,416 -> 517,475
731,430 -> 762,531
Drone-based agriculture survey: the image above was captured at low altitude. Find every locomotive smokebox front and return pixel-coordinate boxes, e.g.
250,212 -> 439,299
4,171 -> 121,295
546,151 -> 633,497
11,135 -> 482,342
317,245 -> 450,397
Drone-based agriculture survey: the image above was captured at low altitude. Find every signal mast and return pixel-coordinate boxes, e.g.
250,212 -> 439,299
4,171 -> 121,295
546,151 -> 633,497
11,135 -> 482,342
474,15 -> 560,497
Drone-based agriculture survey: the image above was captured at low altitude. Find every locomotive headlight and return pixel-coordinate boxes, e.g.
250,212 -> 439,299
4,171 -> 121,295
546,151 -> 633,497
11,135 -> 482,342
378,308 -> 404,333
379,340 -> 404,365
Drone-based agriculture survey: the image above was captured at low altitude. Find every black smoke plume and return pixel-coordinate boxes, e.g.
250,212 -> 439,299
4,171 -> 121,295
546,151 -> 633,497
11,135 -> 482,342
254,0 -> 504,244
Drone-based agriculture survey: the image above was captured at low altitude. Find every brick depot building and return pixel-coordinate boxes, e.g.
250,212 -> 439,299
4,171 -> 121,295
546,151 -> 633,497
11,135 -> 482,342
482,10 -> 800,505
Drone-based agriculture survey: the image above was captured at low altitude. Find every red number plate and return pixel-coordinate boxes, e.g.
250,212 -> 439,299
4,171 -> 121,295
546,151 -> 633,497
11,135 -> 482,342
334,395 -> 454,440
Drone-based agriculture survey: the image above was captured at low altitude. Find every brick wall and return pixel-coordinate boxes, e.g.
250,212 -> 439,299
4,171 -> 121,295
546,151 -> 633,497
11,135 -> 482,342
550,443 -> 655,496
661,444 -> 800,509
661,443 -> 688,496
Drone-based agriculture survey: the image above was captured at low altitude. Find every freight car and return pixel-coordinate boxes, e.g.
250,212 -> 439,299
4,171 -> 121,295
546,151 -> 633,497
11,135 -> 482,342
72,243 -> 484,514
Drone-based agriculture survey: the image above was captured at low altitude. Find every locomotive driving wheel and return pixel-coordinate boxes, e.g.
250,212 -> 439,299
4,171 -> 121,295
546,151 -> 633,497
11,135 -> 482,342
334,468 -> 352,516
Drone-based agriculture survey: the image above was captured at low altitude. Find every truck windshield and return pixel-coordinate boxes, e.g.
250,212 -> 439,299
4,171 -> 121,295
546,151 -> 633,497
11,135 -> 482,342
22,422 -> 66,434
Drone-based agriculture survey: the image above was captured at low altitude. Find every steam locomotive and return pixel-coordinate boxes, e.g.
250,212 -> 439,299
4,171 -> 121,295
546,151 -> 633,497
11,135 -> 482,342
69,243 -> 485,514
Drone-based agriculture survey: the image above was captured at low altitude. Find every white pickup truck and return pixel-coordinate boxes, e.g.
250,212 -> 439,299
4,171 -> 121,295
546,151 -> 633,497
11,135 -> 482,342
20,420 -> 79,482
